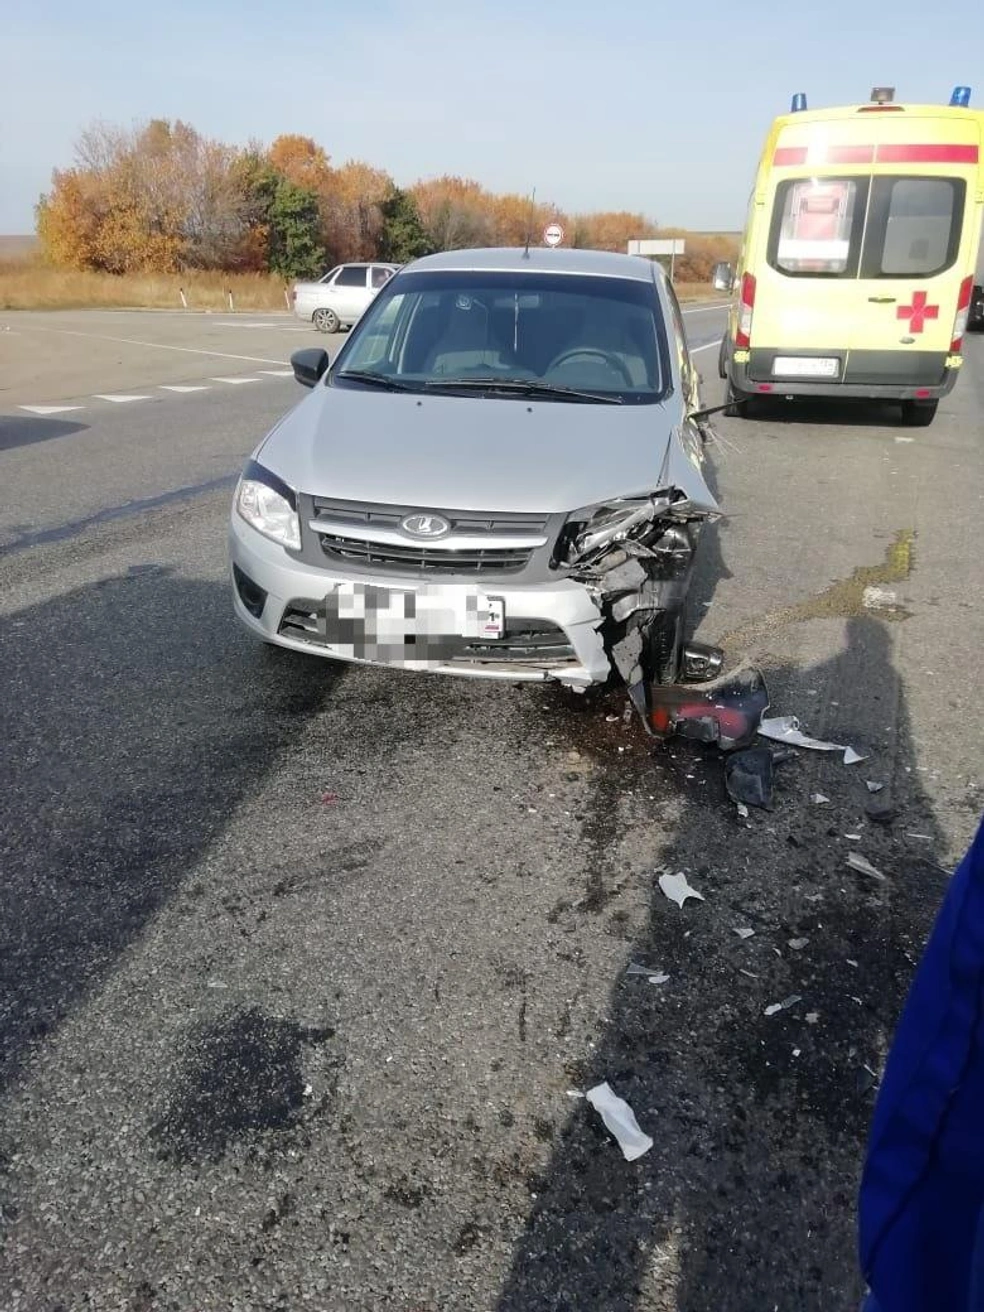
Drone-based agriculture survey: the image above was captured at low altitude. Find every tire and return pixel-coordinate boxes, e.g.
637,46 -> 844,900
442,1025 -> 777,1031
645,609 -> 684,686
718,336 -> 729,380
313,307 -> 340,334
724,379 -> 753,418
900,399 -> 938,428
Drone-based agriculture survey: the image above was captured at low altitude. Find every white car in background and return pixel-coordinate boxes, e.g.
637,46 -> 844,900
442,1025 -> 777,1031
291,263 -> 399,333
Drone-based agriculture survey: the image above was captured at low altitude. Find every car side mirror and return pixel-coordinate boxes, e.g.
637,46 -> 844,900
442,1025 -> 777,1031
711,262 -> 734,293
291,347 -> 330,388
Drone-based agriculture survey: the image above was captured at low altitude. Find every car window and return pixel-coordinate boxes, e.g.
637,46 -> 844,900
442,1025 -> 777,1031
862,177 -> 964,278
768,174 -> 965,281
335,266 -> 368,288
332,269 -> 670,404
371,266 -> 393,289
769,177 -> 867,276
319,266 -> 340,284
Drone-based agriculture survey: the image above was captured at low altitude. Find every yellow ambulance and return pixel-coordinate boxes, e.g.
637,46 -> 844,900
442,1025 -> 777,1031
717,86 -> 984,426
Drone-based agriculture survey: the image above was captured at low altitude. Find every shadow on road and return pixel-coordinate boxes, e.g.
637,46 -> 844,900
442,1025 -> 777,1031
0,414 -> 90,452
0,570 -> 345,1091
498,613 -> 947,1311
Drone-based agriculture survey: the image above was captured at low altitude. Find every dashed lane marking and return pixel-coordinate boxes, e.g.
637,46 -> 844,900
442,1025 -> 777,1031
210,376 -> 261,385
17,404 -> 85,415
93,393 -> 155,403
259,369 -> 295,377
159,385 -> 211,393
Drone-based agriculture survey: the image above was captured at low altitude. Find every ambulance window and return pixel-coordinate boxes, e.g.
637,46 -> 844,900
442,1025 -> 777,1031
862,177 -> 964,278
769,177 -> 866,277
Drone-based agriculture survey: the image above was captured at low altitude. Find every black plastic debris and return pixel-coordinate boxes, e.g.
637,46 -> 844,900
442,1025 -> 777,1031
725,746 -> 779,810
631,666 -> 770,751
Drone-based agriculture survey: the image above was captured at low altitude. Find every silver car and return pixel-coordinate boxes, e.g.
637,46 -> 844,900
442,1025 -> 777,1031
230,247 -> 719,691
291,263 -> 399,333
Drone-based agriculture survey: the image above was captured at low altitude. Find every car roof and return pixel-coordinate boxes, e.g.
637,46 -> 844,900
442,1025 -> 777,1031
403,247 -> 661,283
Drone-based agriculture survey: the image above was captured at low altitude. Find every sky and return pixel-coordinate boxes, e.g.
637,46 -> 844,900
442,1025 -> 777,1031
2,0 -> 983,234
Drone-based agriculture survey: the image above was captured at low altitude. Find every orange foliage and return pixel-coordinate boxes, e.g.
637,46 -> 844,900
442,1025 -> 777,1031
38,118 -> 721,281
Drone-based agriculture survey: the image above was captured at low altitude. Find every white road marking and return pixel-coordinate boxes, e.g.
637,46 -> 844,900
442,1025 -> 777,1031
17,404 -> 85,415
215,321 -> 285,328
682,302 -> 731,315
690,338 -> 724,353
93,393 -> 154,403
211,376 -> 261,385
259,369 -> 295,377
159,384 -> 211,393
19,325 -> 288,366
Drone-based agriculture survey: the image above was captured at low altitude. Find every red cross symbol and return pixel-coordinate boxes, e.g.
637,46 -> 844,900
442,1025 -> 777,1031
897,291 -> 940,333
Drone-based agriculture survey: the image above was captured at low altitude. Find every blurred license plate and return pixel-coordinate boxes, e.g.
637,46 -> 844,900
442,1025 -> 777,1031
325,584 -> 505,665
772,356 -> 839,378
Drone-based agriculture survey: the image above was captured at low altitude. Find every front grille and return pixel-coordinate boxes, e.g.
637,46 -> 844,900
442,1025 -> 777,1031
311,496 -> 549,537
318,532 -> 532,575
278,602 -> 576,665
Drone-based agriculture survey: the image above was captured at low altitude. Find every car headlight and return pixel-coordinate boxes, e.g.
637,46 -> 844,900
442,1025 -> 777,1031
235,462 -> 301,551
559,495 -> 673,564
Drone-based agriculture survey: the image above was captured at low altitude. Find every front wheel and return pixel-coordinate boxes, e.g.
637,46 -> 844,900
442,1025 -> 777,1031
717,336 -> 729,380
900,399 -> 938,428
313,307 -> 340,334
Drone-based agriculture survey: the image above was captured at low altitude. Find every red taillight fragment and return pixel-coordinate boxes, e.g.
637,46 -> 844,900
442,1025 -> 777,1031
736,273 -> 756,349
952,276 -> 973,352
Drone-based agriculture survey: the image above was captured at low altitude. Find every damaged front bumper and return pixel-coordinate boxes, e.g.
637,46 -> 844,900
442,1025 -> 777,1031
230,512 -> 612,688
230,433 -> 720,691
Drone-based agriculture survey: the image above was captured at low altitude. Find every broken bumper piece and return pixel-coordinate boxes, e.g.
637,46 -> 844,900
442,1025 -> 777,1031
629,666 -> 771,750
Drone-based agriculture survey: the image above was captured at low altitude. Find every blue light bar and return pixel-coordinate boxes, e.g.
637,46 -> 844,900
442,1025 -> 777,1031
791,93 -> 808,112
950,86 -> 972,107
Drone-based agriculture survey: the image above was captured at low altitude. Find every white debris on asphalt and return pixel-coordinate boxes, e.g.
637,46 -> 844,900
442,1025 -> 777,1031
736,802 -> 750,820
788,938 -> 809,950
764,994 -> 802,1017
866,781 -> 885,793
847,852 -> 887,881
733,927 -> 755,940
626,964 -> 670,984
806,1012 -> 820,1025
811,793 -> 831,805
658,871 -> 705,908
585,1082 -> 654,1161
759,716 -> 865,765
845,832 -> 863,841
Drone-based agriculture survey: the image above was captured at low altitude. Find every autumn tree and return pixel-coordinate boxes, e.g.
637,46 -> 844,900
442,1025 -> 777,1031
323,161 -> 393,262
410,176 -> 496,250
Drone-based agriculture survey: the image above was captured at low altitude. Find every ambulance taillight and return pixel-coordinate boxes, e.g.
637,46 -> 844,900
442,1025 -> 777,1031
735,273 -> 756,349
952,277 -> 974,352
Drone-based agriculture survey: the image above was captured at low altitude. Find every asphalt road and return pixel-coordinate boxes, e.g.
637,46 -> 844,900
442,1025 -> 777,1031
1,305 -> 982,1311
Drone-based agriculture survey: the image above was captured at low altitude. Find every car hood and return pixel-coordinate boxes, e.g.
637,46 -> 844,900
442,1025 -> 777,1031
257,386 -> 714,514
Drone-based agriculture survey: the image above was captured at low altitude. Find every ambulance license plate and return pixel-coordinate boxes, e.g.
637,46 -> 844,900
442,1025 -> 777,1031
772,356 -> 839,378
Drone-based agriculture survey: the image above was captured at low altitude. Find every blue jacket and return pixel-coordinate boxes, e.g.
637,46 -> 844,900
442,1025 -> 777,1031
859,816 -> 984,1312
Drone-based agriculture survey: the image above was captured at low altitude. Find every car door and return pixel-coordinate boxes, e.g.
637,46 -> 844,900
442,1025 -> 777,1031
331,266 -> 372,322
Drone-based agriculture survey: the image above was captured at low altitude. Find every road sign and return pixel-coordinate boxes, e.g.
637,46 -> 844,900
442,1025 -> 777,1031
627,239 -> 685,256
543,223 -> 564,247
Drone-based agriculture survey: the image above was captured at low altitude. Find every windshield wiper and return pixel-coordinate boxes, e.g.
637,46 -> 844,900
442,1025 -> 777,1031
422,376 -> 623,405
334,369 -> 422,392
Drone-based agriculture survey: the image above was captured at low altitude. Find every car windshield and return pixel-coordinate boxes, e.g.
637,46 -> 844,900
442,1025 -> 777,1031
331,269 -> 670,404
